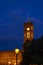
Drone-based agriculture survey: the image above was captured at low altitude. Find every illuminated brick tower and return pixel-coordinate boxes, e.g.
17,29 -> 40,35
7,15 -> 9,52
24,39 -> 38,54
24,21 -> 34,42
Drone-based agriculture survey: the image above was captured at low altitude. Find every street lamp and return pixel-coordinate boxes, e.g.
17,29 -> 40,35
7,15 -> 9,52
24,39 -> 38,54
15,48 -> 19,65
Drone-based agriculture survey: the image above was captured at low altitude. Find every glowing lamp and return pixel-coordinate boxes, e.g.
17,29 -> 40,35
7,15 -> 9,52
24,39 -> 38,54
15,48 -> 19,54
27,28 -> 30,31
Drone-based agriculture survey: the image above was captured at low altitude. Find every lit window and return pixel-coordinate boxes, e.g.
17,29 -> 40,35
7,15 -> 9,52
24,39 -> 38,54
27,28 -> 30,31
14,63 -> 16,65
27,32 -> 30,36
8,61 -> 11,64
27,35 -> 30,38
17,60 -> 20,62
31,26 -> 33,30
31,33 -> 33,38
24,33 -> 26,37
27,32 -> 30,38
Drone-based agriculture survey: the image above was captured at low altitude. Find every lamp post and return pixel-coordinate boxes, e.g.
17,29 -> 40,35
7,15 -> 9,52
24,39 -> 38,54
15,48 -> 19,65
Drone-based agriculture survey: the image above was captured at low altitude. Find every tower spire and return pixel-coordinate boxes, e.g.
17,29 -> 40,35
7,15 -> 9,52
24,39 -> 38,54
28,16 -> 30,23
24,18 -> 34,42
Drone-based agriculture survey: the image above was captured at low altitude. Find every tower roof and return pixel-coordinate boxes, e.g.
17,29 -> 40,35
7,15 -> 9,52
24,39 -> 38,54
27,18 -> 33,24
24,18 -> 33,26
24,21 -> 33,25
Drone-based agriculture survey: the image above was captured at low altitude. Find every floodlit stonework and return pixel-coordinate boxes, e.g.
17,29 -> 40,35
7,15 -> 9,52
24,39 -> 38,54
0,50 -> 22,65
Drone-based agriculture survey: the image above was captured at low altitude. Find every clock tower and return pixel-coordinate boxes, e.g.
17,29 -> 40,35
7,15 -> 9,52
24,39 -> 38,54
24,21 -> 34,42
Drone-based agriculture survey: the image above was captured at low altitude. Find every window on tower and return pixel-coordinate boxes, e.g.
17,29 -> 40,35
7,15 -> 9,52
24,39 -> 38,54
31,33 -> 33,38
24,33 -> 26,38
31,26 -> 33,30
27,32 -> 30,38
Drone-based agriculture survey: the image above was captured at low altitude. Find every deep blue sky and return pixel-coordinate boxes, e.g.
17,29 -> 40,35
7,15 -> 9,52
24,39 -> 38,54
0,0 -> 43,51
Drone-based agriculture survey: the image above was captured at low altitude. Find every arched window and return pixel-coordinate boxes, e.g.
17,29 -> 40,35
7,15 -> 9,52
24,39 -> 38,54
27,32 -> 30,38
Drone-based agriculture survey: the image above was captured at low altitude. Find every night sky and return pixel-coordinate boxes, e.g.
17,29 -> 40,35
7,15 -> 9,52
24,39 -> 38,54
0,0 -> 43,51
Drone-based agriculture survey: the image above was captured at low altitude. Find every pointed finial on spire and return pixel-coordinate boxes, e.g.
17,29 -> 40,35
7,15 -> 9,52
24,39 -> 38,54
28,15 -> 30,23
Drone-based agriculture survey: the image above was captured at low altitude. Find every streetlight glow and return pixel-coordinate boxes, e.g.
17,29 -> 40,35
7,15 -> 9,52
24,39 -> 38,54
15,48 -> 19,65
15,48 -> 19,54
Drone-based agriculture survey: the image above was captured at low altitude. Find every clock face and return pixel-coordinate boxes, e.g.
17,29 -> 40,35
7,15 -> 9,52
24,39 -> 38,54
27,27 -> 30,31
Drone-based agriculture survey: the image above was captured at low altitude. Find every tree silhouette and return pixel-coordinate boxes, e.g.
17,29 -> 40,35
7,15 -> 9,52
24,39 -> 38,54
20,36 -> 43,65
